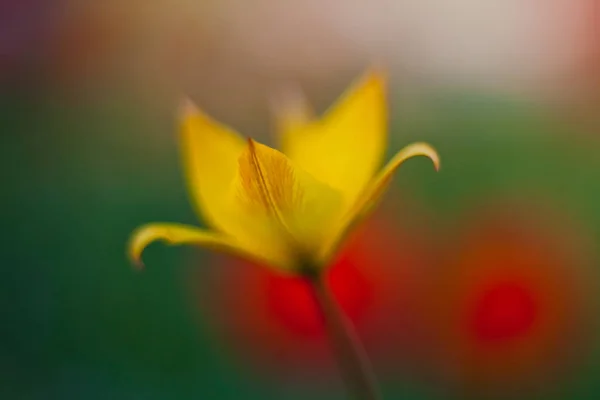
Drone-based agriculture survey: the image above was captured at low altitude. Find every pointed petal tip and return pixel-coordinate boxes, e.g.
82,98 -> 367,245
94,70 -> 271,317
270,83 -> 313,124
271,82 -> 304,107
179,97 -> 199,119
340,65 -> 387,107
363,64 -> 388,85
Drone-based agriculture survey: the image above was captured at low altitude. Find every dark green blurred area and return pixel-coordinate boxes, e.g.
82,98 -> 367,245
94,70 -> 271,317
2,87 -> 600,400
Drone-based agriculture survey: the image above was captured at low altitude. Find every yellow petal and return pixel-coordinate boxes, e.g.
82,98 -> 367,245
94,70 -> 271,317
320,142 -> 440,262
280,69 -> 387,207
127,223 -> 271,269
179,99 -> 246,233
230,139 -> 344,270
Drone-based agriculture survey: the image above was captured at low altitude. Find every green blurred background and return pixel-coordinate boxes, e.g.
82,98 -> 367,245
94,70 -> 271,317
2,1 -> 600,399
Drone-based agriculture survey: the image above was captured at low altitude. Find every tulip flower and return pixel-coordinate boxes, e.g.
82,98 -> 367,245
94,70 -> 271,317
127,69 -> 439,400
129,70 -> 438,273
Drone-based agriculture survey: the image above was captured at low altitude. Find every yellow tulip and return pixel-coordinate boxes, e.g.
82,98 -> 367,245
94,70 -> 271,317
128,69 -> 439,274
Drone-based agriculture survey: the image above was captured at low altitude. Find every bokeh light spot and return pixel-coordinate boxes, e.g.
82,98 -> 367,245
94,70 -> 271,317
470,281 -> 537,343
266,256 -> 373,338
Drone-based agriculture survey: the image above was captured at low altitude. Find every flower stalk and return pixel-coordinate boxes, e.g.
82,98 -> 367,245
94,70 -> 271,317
306,270 -> 381,400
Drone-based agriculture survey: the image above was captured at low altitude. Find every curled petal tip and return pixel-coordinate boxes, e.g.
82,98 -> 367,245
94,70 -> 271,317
126,223 -> 264,270
127,224 -> 157,270
321,141 -> 440,262
431,151 -> 441,172
127,251 -> 145,270
408,142 -> 440,172
128,252 -> 145,271
132,257 -> 145,271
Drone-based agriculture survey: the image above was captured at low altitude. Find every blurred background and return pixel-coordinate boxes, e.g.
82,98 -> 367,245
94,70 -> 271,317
2,0 -> 600,398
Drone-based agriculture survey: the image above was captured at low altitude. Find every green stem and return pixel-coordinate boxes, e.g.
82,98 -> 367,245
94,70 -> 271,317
307,272 -> 382,400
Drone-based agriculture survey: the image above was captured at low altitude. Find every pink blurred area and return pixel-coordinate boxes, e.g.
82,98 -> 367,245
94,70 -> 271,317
3,0 -> 599,111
